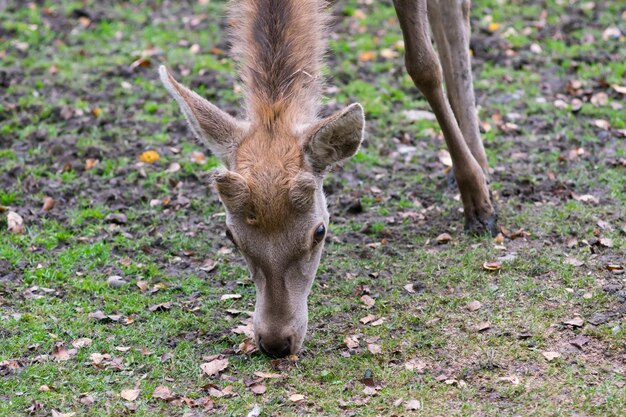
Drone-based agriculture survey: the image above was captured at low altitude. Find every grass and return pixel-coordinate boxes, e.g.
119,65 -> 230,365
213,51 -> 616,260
1,0 -> 625,416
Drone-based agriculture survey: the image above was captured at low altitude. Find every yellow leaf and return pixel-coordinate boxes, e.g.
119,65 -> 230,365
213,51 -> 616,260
358,51 -> 376,62
139,150 -> 160,164
488,22 -> 501,32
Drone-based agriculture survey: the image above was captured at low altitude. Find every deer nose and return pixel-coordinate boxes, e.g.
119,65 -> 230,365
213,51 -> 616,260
258,338 -> 291,358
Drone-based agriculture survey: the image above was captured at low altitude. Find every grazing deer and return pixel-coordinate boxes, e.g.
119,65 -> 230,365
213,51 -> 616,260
160,0 -> 497,357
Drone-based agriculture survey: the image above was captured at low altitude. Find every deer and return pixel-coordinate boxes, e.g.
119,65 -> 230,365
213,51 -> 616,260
159,0 -> 498,358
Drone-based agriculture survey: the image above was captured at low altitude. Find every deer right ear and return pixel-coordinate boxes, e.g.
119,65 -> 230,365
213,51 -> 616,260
159,65 -> 245,166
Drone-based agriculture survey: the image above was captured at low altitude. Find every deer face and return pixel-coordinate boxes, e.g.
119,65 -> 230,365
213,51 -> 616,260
160,66 -> 364,357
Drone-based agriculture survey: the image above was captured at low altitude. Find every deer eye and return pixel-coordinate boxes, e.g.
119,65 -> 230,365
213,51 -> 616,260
313,223 -> 326,245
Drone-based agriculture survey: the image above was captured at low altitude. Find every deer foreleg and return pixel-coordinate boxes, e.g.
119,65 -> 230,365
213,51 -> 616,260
393,0 -> 498,235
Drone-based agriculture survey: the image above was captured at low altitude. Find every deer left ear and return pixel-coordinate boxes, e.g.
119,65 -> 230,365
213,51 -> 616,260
303,103 -> 365,174
159,65 -> 246,167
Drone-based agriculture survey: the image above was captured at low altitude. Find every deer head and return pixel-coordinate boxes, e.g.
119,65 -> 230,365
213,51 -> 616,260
160,66 -> 364,357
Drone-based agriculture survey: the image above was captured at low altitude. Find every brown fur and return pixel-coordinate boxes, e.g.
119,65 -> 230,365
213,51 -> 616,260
235,128 -> 304,231
228,0 -> 328,230
230,0 -> 327,127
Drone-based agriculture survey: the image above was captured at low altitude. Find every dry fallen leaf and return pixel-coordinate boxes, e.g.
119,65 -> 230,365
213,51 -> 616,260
476,321 -> 491,332
358,51 -> 376,62
370,317 -> 385,326
498,375 -> 520,385
138,150 -> 160,164
7,211 -> 24,234
359,314 -> 376,324
289,393 -> 305,403
488,22 -> 501,32
79,394 -> 94,405
483,261 -> 502,271
250,383 -> 266,395
562,316 -> 584,327
467,300 -> 483,312
344,334 -> 360,349
120,389 -> 140,401
404,358 -> 427,372
152,385 -> 174,400
542,351 -> 561,362
254,371 -> 283,379
367,343 -> 382,354
164,162 -> 181,173
570,335 -> 590,349
361,294 -> 375,308
239,337 -> 257,354
201,358 -> 229,377
598,238 -> 613,248
437,149 -> 453,167
71,338 -> 92,348
405,399 -> 421,410
564,257 -> 584,267
436,232 -> 452,244
42,196 -> 55,211
51,411 -> 75,417
52,343 -> 76,361
190,151 -> 206,163
221,293 -> 242,301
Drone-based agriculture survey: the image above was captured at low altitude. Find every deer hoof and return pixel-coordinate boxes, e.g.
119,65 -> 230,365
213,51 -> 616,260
464,210 -> 499,237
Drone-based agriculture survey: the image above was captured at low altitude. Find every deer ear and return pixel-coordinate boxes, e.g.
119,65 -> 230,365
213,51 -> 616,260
159,66 -> 245,166
211,168 -> 251,214
304,103 -> 365,174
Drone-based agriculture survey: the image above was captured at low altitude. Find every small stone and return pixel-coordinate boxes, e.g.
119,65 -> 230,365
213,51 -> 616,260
107,275 -> 127,288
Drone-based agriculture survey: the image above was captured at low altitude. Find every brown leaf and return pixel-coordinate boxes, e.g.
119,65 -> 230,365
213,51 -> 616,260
542,351 -> 561,361
562,316 -> 584,327
405,399 -> 421,410
572,193 -> 599,205
152,385 -> 174,400
476,321 -> 491,332
199,259 -> 217,272
404,358 -> 427,372
136,281 -> 148,292
51,411 -> 76,417
598,238 -> 613,248
564,257 -> 584,267
570,335 -> 590,349
436,232 -> 452,244
254,371 -> 283,379
367,343 -> 382,354
359,314 -> 376,324
483,261 -> 502,271
467,300 -> 482,312
360,294 -> 375,308
358,51 -> 376,62
71,338 -> 92,348
42,196 -> 55,211
52,343 -> 76,361
7,211 -> 24,234
289,393 -> 305,403
220,293 -> 241,301
79,394 -> 94,405
250,383 -> 266,395
344,335 -> 359,349
120,389 -> 140,401
437,149 -> 453,167
84,158 -> 99,170
201,358 -> 229,377
370,317 -> 385,326
148,302 -> 173,312
238,337 -> 257,354
498,375 -> 520,385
